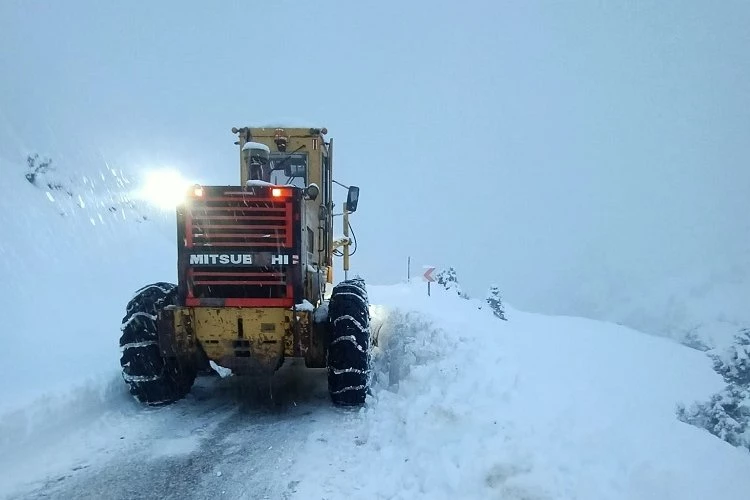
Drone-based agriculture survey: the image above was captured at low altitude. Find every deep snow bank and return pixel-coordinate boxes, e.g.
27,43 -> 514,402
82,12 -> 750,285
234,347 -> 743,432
292,283 -> 750,500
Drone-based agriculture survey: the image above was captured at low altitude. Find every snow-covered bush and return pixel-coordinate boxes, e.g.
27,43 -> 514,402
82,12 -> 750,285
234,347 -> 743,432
25,154 -> 71,195
714,328 -> 750,386
678,386 -> 750,448
436,266 -> 468,299
25,154 -> 53,186
682,327 -> 711,352
486,285 -> 507,320
435,267 -> 457,290
679,328 -> 750,450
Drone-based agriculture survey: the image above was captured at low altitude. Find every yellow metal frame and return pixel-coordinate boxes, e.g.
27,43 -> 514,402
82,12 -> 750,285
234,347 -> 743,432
169,306 -> 314,375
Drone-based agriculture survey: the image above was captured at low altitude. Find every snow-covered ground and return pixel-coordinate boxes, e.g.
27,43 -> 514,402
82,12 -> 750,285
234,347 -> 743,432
1,158 -> 749,499
2,281 -> 749,499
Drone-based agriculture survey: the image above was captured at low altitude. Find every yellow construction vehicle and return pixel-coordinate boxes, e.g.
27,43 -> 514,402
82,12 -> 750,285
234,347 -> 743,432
119,127 -> 370,406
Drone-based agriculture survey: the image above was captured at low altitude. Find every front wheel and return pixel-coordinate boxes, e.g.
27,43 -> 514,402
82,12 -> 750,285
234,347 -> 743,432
327,278 -> 370,406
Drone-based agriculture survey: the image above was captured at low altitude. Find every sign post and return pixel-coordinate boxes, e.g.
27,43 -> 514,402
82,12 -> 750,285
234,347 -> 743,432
423,266 -> 436,296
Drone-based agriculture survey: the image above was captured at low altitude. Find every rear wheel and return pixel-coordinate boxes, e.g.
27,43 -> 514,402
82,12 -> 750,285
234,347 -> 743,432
327,278 -> 370,406
119,282 -> 196,405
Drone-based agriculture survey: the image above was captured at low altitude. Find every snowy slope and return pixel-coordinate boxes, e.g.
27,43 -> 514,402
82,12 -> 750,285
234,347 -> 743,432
545,263 -> 750,352
0,157 -> 176,414
292,284 -> 750,500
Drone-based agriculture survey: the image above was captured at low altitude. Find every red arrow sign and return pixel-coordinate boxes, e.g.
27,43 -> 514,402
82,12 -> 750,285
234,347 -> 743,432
423,267 -> 436,282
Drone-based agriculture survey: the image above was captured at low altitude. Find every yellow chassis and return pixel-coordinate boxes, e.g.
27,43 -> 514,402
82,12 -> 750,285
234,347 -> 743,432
157,306 -> 327,375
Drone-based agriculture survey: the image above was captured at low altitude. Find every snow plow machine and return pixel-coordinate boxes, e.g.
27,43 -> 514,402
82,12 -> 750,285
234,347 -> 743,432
119,127 -> 370,406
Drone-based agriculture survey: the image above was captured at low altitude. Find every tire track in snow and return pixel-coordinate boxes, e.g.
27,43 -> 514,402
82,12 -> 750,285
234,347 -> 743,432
7,360 -> 339,500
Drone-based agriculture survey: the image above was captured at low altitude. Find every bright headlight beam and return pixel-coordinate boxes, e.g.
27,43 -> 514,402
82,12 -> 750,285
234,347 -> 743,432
135,168 -> 193,209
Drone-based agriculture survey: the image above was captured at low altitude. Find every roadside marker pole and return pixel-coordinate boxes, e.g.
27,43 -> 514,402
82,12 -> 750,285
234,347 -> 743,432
423,266 -> 436,297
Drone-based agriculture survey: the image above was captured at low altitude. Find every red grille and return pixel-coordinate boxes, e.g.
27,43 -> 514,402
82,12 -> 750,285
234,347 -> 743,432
182,189 -> 297,307
187,196 -> 292,248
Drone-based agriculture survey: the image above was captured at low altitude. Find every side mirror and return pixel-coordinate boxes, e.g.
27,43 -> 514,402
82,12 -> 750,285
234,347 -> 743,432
304,183 -> 320,201
346,186 -> 360,213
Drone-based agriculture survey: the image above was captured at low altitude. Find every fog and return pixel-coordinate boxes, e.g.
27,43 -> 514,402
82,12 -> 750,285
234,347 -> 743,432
2,1 -> 748,332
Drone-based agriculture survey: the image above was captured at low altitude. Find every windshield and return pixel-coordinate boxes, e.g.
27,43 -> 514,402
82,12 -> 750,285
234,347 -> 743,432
268,152 -> 307,188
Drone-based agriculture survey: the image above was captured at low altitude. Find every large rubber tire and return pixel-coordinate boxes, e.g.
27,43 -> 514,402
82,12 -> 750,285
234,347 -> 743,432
327,278 -> 370,406
119,282 -> 196,405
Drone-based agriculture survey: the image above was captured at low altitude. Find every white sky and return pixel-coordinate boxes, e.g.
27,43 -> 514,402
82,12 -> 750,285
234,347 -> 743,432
1,0 -> 748,315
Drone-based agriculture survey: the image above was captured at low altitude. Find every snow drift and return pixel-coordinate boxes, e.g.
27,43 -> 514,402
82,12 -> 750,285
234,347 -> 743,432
292,284 -> 750,500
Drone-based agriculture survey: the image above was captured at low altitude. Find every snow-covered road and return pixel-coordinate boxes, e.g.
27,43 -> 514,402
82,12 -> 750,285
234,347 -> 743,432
3,361 -> 349,500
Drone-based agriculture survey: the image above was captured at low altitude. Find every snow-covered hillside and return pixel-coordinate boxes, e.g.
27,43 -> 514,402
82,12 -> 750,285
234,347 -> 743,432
0,156 -> 175,413
1,158 -> 749,499
549,264 -> 750,352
